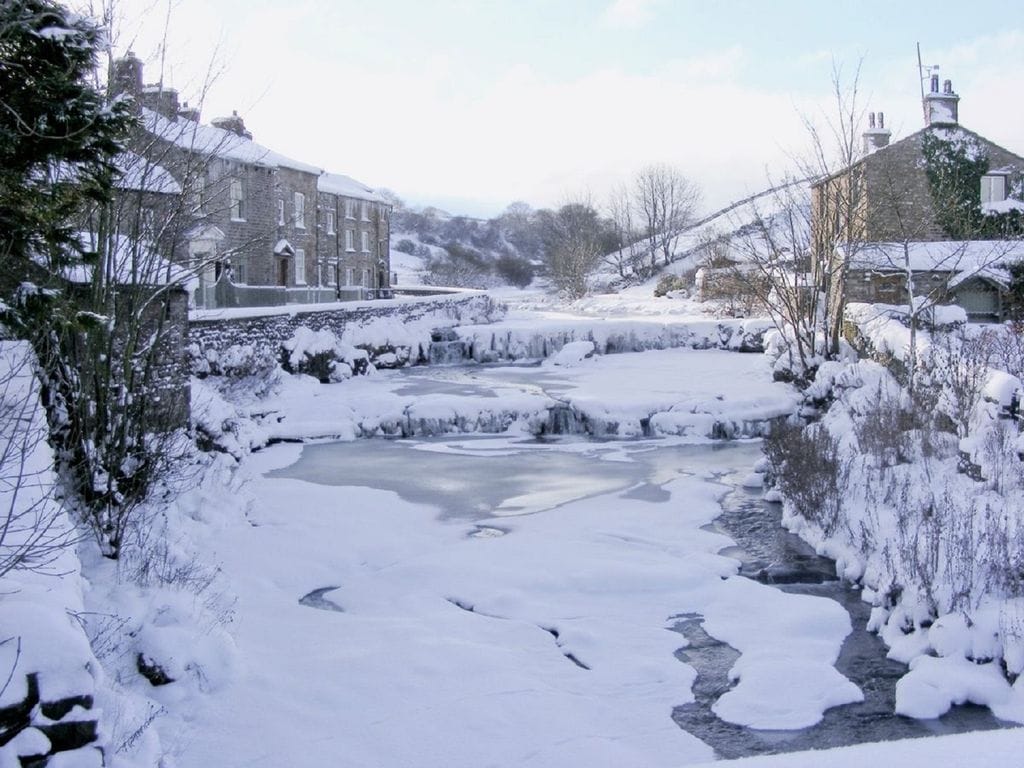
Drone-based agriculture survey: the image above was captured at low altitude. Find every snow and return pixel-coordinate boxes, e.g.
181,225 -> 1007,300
157,437 -> 860,767
843,240 -> 1024,285
142,108 -> 322,175
112,151 -> 181,195
686,728 -> 1024,768
317,171 -> 387,203
65,231 -> 191,286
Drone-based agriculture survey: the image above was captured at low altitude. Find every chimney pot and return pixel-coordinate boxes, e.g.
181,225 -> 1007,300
868,112 -> 876,128
931,74 -> 940,93
943,79 -> 953,94
878,112 -> 885,128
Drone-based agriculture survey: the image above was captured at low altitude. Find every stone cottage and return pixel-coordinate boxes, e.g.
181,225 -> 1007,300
812,74 -> 1024,320
109,53 -> 392,309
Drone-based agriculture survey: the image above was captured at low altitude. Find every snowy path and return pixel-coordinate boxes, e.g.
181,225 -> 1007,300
167,439 -> 859,768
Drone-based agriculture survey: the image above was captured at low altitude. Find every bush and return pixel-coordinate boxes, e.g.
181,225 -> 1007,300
494,253 -> 534,288
764,420 -> 846,535
654,274 -> 689,298
394,238 -> 416,255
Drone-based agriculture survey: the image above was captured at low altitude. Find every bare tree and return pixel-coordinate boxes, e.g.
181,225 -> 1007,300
0,343 -> 73,577
633,164 -> 701,273
605,183 -> 644,279
540,197 -> 608,300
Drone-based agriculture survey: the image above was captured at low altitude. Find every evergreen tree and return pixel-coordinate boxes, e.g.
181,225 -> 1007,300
0,0 -> 132,291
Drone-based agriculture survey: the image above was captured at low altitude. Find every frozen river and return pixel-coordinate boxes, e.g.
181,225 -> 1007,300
179,355 -> 1010,767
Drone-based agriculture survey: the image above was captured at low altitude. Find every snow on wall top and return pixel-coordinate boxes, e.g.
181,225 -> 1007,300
142,108 -> 323,175
317,172 -> 388,204
842,240 -> 1024,284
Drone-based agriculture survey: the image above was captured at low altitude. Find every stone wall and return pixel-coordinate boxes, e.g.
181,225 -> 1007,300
189,293 -> 503,370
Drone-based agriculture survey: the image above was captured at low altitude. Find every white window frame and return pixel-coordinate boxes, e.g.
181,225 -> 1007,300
345,198 -> 355,219
234,259 -> 247,284
327,259 -> 337,286
360,201 -> 370,221
294,192 -> 306,229
363,268 -> 371,287
345,229 -> 355,252
361,230 -> 370,253
326,210 -> 336,235
229,179 -> 245,221
277,199 -> 285,226
295,248 -> 306,284
981,174 -> 1007,205
346,267 -> 354,285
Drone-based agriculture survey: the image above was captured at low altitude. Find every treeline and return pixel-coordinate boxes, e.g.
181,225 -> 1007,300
388,164 -> 701,297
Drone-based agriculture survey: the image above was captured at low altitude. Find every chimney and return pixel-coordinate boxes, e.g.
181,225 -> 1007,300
109,51 -> 143,105
140,84 -> 180,120
924,73 -> 959,126
211,110 -> 252,140
863,110 -> 891,153
177,100 -> 200,122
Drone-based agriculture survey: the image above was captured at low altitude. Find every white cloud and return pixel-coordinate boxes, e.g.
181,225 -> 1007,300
599,0 -> 661,30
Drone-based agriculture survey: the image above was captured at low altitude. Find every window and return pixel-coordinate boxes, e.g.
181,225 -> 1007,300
229,179 -> 245,220
191,175 -> 206,214
234,260 -> 247,284
345,199 -> 355,219
327,260 -> 337,286
277,199 -> 285,226
345,230 -> 355,252
361,231 -> 370,252
295,248 -> 306,284
326,210 -> 336,235
360,201 -> 370,221
294,192 -> 305,229
363,268 -> 371,287
345,268 -> 354,285
379,239 -> 387,257
981,174 -> 1007,205
141,207 -> 155,235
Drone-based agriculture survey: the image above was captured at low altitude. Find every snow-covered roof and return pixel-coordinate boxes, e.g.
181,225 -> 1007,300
317,172 -> 387,203
843,240 -> 1024,287
141,108 -> 322,175
68,231 -> 191,287
112,151 -> 181,195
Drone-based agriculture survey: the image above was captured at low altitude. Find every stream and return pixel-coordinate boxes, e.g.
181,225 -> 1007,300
673,481 -> 1010,758
274,432 -> 1010,757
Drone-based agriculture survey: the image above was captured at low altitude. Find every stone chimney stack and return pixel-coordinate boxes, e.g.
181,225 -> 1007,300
211,110 -> 252,140
863,111 -> 891,153
109,51 -> 143,105
925,73 -> 959,126
177,101 -> 200,122
140,85 -> 181,120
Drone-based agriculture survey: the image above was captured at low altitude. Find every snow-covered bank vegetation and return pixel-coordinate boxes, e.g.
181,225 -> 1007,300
764,314 -> 1024,721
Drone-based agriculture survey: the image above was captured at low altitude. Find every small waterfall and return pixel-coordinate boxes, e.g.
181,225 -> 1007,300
428,328 -> 470,365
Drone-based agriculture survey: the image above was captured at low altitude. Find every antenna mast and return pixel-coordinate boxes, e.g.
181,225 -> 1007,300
917,43 -> 939,125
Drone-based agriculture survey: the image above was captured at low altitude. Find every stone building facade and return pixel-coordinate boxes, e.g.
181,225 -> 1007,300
110,53 -> 392,309
811,74 -> 1024,320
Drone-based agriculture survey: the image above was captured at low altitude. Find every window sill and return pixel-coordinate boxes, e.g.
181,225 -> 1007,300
346,248 -> 356,253
294,225 -> 306,230
231,217 -> 247,223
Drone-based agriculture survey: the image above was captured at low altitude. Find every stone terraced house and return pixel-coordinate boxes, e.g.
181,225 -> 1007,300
110,53 -> 392,309
812,74 -> 1024,320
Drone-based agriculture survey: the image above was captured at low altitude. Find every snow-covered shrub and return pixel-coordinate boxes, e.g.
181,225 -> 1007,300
654,274 -> 689,298
280,326 -> 372,383
394,238 -> 417,254
191,342 -> 279,381
764,419 -> 846,535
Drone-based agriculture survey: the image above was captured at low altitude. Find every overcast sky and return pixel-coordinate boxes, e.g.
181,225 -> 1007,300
106,0 -> 1024,218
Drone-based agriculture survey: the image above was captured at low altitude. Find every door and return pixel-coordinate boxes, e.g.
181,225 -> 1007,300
278,258 -> 288,287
